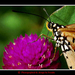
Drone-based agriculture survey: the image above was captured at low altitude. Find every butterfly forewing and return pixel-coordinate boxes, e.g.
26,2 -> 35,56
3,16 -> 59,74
66,24 -> 75,28
57,25 -> 75,69
61,31 -> 75,50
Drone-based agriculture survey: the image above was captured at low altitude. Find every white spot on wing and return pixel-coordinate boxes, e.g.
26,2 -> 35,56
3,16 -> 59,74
53,24 -> 56,27
55,32 -> 58,36
54,29 -> 56,31
61,45 -> 64,51
57,40 -> 60,43
57,26 -> 59,29
54,36 -> 57,41
56,43 -> 60,47
61,26 -> 64,28
57,43 -> 60,47
60,41 -> 63,44
65,40 -> 69,44
60,37 -> 64,40
56,43 -> 58,47
64,44 -> 69,50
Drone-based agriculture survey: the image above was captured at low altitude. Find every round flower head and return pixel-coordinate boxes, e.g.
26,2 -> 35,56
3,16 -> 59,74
2,33 -> 61,69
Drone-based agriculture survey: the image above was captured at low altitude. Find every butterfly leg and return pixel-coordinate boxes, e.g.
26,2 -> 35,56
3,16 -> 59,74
50,35 -> 54,38
31,33 -> 54,43
51,47 -> 57,61
47,30 -> 54,38
60,51 -> 66,56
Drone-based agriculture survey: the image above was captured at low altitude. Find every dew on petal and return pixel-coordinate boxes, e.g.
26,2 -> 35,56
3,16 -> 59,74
43,42 -> 46,46
9,56 -> 12,58
5,50 -> 8,54
11,47 -> 13,50
12,63 -> 15,66
39,64 -> 43,68
28,64 -> 32,68
17,62 -> 21,65
41,55 -> 46,59
13,43 -> 16,45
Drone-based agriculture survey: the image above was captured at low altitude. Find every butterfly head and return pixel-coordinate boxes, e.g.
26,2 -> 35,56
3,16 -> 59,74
46,22 -> 53,32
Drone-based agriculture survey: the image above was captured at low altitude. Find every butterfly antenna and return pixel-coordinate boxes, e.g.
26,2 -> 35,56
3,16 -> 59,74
43,8 -> 50,37
12,10 -> 49,22
43,8 -> 51,22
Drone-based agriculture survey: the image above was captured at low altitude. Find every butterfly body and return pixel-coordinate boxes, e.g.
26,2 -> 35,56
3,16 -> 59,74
46,22 -> 75,69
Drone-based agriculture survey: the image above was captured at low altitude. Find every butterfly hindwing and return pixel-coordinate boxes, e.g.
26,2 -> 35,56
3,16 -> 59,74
57,27 -> 75,69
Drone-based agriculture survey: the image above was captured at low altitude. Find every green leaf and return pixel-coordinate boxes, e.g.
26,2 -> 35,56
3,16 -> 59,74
41,6 -> 75,69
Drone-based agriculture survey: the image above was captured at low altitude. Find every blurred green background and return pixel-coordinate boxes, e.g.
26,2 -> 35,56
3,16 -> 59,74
0,6 -> 61,69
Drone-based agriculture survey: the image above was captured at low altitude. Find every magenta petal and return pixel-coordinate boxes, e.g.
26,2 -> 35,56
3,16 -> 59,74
3,52 -> 8,60
25,34 -> 29,39
3,33 -> 61,69
43,60 -> 51,68
48,62 -> 61,69
20,35 -> 23,38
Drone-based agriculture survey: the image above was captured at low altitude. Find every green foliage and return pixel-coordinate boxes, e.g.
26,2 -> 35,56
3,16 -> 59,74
0,6 -> 60,69
41,6 -> 75,69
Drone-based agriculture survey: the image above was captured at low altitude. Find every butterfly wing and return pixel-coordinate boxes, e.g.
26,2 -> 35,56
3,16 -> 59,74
58,27 -> 75,69
63,50 -> 75,69
58,28 -> 75,32
66,24 -> 75,28
61,31 -> 75,50
58,23 -> 75,32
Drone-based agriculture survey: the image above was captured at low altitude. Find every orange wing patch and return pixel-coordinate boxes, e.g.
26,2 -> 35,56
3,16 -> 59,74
58,28 -> 75,32
66,24 -> 75,28
59,30 -> 75,51
61,31 -> 75,39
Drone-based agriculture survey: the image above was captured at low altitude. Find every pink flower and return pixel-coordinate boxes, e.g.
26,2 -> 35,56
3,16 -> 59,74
2,33 -> 61,69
